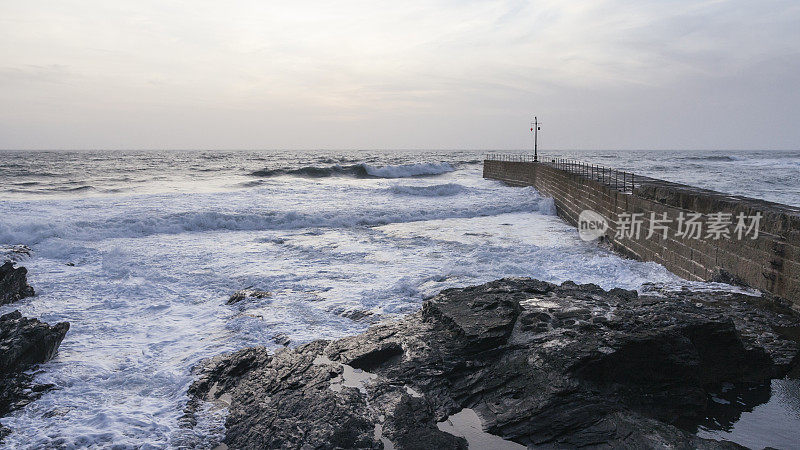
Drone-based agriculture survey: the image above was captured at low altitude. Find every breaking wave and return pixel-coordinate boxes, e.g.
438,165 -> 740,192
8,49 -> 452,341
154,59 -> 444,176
250,164 -> 369,178
0,191 -> 545,245
249,163 -> 454,179
364,162 -> 454,178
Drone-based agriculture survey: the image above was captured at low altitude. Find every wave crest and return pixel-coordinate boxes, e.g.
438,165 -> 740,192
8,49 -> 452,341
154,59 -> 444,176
0,192 -> 545,245
363,162 -> 454,178
249,164 -> 369,178
249,162 -> 454,179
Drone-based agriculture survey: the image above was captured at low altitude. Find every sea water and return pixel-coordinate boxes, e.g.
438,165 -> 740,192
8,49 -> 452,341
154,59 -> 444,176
1,149 -> 798,448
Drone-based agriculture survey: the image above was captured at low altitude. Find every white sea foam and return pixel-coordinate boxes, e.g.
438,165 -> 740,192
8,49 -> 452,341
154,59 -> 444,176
0,189 -> 543,246
387,183 -> 466,197
1,151 -> 793,448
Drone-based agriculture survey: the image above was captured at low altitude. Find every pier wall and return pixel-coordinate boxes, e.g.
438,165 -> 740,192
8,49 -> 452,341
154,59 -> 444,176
483,159 -> 800,306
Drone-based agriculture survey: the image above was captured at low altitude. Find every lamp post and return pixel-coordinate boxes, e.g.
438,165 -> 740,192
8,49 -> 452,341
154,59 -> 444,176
531,117 -> 540,162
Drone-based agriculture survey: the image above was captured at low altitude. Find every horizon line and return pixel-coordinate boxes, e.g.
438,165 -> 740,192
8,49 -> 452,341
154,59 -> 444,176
1,148 -> 799,152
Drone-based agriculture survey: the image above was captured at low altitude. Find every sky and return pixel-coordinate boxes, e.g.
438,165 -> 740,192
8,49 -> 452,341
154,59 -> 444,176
1,0 -> 799,150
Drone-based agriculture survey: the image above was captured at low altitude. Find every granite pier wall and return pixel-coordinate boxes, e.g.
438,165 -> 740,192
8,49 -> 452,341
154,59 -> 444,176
483,159 -> 800,307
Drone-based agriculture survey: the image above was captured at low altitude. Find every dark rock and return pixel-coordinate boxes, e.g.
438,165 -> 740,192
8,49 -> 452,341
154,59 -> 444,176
1,311 -> 69,419
42,406 -> 72,418
0,262 -> 35,305
339,308 -> 375,322
227,288 -> 270,304
711,269 -> 748,287
273,333 -> 291,347
187,278 -> 799,449
608,287 -> 638,300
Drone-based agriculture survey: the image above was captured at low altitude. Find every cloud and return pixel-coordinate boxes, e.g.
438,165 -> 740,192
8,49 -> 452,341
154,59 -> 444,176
1,0 -> 798,149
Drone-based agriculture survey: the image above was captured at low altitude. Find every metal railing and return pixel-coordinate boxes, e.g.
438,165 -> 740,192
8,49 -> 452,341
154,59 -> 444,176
485,154 -> 638,192
485,153 -> 538,162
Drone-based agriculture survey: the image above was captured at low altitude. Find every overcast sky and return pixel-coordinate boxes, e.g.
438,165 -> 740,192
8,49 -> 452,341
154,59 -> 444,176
1,0 -> 799,150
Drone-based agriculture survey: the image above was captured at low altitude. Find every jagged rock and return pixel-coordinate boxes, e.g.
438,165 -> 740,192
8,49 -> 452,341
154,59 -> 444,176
1,311 -> 70,419
227,288 -> 271,304
273,333 -> 291,347
188,279 -> 800,449
339,308 -> 375,322
0,262 -> 35,305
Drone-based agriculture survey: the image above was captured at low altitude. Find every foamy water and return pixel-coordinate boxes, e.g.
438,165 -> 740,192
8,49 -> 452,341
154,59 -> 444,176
1,150 -> 798,448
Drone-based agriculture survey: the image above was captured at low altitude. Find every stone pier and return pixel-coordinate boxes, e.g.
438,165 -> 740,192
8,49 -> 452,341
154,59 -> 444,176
483,158 -> 800,307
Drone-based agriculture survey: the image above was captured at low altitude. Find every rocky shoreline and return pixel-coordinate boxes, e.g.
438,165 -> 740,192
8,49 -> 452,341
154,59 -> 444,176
1,261 -> 36,306
188,278 -> 800,449
3,254 -> 799,448
0,260 -> 70,441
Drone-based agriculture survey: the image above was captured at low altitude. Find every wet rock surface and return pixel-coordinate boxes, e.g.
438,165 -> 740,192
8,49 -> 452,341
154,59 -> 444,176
227,288 -> 271,304
337,307 -> 375,322
0,261 -> 35,305
1,311 -> 70,423
188,278 -> 800,449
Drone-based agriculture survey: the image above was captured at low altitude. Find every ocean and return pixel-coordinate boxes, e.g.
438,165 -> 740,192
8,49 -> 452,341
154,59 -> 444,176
1,149 -> 799,448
